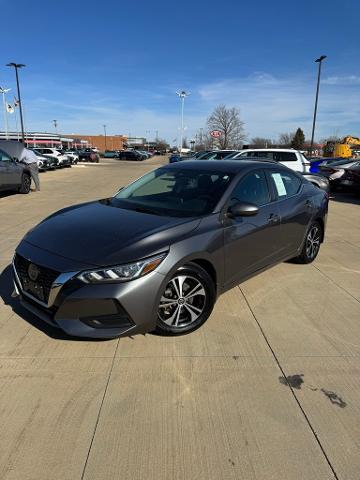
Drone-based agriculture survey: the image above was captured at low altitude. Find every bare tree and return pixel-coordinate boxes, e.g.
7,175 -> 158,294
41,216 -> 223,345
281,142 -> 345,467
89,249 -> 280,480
250,137 -> 273,148
207,105 -> 246,149
278,132 -> 296,147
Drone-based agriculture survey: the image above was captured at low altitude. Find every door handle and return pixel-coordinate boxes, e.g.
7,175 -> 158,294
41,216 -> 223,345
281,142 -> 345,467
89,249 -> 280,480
305,200 -> 313,208
268,213 -> 280,224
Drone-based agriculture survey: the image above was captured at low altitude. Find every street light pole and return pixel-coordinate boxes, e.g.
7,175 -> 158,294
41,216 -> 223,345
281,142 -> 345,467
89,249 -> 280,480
53,119 -> 58,135
0,87 -> 11,139
6,63 -> 26,143
309,55 -> 327,156
146,130 -> 150,152
176,91 -> 190,153
103,124 -> 107,150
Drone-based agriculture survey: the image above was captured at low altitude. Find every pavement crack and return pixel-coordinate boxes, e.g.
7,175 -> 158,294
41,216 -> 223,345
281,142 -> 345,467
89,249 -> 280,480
238,285 -> 340,480
80,338 -> 120,480
313,264 -> 360,305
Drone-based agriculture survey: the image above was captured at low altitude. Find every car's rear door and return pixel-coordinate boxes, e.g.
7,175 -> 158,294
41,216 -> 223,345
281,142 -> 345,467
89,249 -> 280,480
266,169 -> 312,256
223,169 -> 282,288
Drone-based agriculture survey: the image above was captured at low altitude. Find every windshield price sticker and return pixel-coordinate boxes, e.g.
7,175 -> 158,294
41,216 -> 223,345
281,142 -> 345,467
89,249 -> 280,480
272,173 -> 287,197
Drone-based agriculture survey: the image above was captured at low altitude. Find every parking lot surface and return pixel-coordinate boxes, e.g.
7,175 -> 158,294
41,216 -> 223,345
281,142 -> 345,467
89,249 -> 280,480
0,158 -> 359,480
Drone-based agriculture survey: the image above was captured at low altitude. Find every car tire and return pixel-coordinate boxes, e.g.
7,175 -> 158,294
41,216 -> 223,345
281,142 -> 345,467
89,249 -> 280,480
294,221 -> 322,264
19,173 -> 31,194
155,263 -> 216,336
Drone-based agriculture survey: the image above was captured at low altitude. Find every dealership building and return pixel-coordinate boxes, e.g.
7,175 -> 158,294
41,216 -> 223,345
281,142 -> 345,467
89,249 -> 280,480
0,131 -> 127,150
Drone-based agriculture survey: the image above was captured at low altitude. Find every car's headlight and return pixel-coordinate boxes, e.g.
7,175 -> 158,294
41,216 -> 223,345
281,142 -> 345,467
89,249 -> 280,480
77,253 -> 167,283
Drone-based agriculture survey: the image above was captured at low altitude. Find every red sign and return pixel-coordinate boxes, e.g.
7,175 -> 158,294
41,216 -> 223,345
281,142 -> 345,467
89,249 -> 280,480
210,130 -> 222,138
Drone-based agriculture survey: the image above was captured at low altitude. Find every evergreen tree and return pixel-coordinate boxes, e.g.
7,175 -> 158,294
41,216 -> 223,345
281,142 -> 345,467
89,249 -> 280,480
291,128 -> 305,149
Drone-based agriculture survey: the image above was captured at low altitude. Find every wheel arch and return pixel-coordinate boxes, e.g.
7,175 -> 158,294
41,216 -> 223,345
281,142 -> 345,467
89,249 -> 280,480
314,217 -> 325,242
184,258 -> 217,291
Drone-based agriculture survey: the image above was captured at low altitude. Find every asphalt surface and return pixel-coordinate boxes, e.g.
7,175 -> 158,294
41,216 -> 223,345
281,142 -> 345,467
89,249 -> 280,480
0,157 -> 359,480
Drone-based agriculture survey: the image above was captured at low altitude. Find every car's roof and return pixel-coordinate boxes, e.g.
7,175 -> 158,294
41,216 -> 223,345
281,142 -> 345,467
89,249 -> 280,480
239,148 -> 299,153
164,159 -> 282,174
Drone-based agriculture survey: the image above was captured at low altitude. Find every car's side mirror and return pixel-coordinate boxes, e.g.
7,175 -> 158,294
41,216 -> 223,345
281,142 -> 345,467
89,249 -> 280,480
227,201 -> 259,218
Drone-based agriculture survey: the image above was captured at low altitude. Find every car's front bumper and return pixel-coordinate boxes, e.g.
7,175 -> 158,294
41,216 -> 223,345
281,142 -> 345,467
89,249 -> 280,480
12,252 -> 166,339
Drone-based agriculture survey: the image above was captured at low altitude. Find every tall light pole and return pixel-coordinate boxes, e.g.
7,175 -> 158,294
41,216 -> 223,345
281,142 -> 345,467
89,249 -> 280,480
53,119 -> 58,134
103,124 -> 107,150
309,55 -> 327,156
0,87 -> 11,139
6,63 -> 26,143
176,90 -> 190,153
146,130 -> 150,152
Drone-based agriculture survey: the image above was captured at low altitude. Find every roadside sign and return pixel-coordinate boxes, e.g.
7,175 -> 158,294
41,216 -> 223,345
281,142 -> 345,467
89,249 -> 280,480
210,130 -> 222,138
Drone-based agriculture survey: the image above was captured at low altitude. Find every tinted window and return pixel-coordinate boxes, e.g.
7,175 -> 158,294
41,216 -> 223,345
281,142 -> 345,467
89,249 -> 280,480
110,168 -> 234,217
270,171 -> 302,198
230,171 -> 270,206
0,150 -> 12,162
274,152 -> 297,162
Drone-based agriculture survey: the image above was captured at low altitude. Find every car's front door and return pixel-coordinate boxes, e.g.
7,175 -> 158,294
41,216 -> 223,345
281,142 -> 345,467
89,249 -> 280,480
266,169 -> 313,255
0,150 -> 21,187
223,170 -> 283,288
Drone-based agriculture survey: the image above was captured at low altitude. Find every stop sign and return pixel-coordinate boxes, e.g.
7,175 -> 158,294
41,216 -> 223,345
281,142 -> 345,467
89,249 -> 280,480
210,130 -> 222,138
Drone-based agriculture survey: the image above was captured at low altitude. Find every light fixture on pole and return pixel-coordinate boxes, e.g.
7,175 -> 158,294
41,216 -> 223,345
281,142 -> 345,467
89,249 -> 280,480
0,86 -> 11,139
309,55 -> 327,156
6,63 -> 26,142
103,124 -> 107,150
176,90 -> 190,153
53,119 -> 58,135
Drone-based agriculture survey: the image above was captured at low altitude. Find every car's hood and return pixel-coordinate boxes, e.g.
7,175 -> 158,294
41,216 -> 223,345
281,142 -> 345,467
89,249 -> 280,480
21,200 -> 201,267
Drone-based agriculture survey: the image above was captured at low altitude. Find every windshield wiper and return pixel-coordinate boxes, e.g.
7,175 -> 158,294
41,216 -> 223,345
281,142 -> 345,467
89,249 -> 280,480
133,206 -> 162,216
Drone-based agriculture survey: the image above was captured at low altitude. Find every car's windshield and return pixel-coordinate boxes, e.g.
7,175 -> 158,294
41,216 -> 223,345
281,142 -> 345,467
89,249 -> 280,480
109,167 -> 233,217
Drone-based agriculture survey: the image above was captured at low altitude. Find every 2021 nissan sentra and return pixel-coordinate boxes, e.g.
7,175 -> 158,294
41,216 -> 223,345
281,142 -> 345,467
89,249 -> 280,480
12,160 -> 328,338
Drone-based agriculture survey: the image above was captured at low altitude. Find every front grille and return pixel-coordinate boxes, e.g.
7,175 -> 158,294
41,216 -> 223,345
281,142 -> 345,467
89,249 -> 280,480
14,254 -> 60,304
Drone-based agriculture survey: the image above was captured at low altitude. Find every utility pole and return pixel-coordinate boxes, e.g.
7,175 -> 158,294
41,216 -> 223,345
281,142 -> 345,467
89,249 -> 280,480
6,63 -> 26,142
309,55 -> 327,156
103,124 -> 107,150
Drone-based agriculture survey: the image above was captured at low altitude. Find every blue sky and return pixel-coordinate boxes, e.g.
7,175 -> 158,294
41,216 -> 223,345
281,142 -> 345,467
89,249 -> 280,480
2,0 -> 360,144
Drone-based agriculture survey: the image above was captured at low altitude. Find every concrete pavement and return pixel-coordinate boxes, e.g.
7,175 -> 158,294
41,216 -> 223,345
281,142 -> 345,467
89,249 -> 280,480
0,157 -> 359,480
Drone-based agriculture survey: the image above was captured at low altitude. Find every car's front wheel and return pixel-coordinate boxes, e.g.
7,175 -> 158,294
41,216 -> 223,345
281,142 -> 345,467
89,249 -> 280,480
294,221 -> 322,264
19,173 -> 31,194
156,263 -> 215,335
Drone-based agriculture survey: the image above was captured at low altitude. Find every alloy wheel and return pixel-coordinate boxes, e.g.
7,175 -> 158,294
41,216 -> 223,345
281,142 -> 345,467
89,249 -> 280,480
306,225 -> 321,260
158,275 -> 206,328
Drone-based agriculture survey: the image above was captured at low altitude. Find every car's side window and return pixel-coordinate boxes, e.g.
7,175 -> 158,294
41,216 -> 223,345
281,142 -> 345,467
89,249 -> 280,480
274,152 -> 297,162
230,171 -> 270,207
269,170 -> 302,199
0,150 -> 12,162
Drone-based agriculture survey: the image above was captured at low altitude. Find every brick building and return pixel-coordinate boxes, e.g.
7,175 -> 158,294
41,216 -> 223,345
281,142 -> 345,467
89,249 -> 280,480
65,134 -> 127,151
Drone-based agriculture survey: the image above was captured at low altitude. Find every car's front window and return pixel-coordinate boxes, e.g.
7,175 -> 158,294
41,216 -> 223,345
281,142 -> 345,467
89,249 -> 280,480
109,168 -> 233,217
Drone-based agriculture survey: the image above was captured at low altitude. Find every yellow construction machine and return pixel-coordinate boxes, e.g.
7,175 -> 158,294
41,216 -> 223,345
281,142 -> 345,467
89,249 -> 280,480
323,136 -> 360,158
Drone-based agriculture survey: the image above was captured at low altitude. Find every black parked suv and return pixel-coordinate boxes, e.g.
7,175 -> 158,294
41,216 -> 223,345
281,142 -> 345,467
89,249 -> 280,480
0,146 -> 31,194
116,150 -> 144,161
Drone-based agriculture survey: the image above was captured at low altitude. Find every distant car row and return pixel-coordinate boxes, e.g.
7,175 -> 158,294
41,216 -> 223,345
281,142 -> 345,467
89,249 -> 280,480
104,149 -> 164,160
30,147 -> 100,170
170,148 -> 311,173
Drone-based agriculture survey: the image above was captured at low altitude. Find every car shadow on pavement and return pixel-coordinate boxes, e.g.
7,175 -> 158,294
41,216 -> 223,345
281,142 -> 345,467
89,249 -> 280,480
0,191 -> 17,199
330,191 -> 360,205
0,264 -> 107,342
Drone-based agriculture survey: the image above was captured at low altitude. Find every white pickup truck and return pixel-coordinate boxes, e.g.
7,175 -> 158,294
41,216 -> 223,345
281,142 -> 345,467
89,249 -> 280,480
232,148 -> 311,173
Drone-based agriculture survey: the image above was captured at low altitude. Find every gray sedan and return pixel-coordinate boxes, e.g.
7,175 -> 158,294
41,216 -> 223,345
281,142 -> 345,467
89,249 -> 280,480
13,160 -> 328,338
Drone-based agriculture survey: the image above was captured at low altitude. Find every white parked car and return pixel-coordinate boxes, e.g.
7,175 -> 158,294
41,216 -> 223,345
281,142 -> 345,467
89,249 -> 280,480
34,148 -> 71,167
59,150 -> 79,164
230,149 -> 311,173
